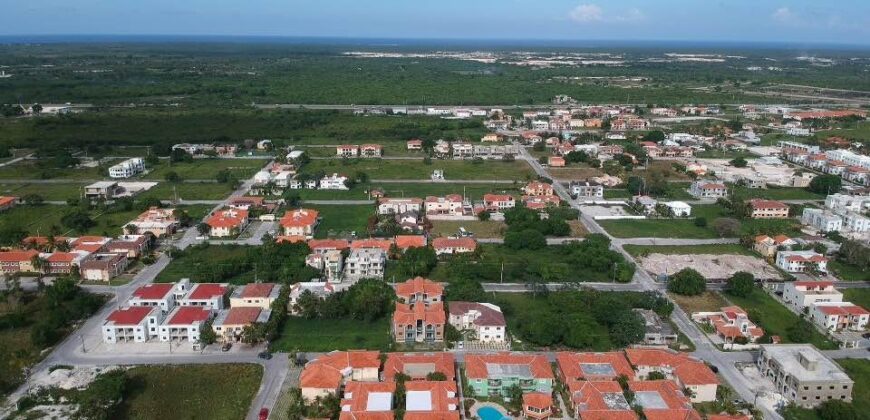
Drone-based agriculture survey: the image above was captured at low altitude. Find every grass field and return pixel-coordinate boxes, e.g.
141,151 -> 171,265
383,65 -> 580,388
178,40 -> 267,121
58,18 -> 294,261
155,245 -> 253,283
300,159 -> 534,180
144,158 -> 269,180
548,167 -> 605,180
603,189 -> 631,199
731,185 -> 824,200
309,204 -> 374,238
137,182 -> 236,201
844,289 -> 870,309
0,183 -> 88,201
0,204 -> 211,237
118,364 -> 262,420
624,244 -> 756,257
0,159 -> 119,181
724,289 -> 837,350
669,292 -> 730,315
293,182 -> 521,201
270,317 -> 392,352
431,220 -> 507,238
828,260 -> 870,282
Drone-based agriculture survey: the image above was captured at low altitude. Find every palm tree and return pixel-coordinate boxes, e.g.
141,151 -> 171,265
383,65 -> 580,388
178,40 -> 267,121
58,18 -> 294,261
125,224 -> 138,235
30,255 -> 47,274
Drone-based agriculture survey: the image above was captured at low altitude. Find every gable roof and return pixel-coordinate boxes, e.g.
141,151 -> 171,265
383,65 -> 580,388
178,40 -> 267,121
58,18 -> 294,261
624,349 -> 718,386
187,283 -> 227,300
447,302 -> 505,327
280,209 -> 319,228
396,277 -> 444,299
106,307 -> 155,326
300,350 -> 382,390
239,283 -> 276,299
395,235 -> 427,250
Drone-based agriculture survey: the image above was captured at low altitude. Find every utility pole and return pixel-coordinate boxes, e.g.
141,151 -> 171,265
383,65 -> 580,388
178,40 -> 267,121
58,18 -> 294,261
80,335 -> 86,353
500,262 -> 504,283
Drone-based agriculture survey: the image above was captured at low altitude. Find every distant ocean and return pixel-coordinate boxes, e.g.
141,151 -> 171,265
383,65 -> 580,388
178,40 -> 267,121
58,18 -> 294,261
0,35 -> 866,51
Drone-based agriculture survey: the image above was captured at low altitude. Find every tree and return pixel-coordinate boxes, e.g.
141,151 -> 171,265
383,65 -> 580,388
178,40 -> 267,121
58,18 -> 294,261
608,310 -> 645,347
61,210 -> 95,232
196,223 -> 211,236
241,322 -> 267,345
293,289 -> 322,319
199,319 -> 217,345
694,217 -> 707,227
816,399 -> 860,420
445,277 -> 485,302
170,148 -> 194,163
807,175 -> 842,195
396,246 -> 438,277
504,384 -> 524,413
215,169 -> 232,183
729,157 -> 748,168
426,371 -> 447,381
0,226 -> 26,246
478,210 -> 491,221
627,176 -> 644,195
642,130 -> 665,142
504,229 -> 546,250
726,271 -> 754,298
647,371 -> 666,380
786,318 -> 814,343
712,217 -> 741,237
31,103 -> 43,114
165,171 -> 181,183
667,268 -> 706,296
21,194 -> 44,206
286,388 -> 305,420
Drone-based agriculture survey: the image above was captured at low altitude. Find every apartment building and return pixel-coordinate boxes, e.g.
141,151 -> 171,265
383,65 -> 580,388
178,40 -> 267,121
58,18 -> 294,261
432,237 -> 477,255
625,348 -> 718,402
108,157 -> 145,178
482,194 -> 515,211
808,303 -> 869,332
748,199 -> 790,219
782,281 -> 844,313
424,195 -> 465,216
102,306 -> 164,343
279,209 -> 320,239
212,307 -> 271,342
757,344 -> 853,408
801,208 -> 843,232
775,250 -> 828,273
178,282 -> 229,310
754,235 -> 796,258
692,306 -> 764,345
0,250 -> 41,274
229,283 -> 280,310
80,253 -> 129,281
158,306 -> 212,342
124,207 -> 178,236
464,353 -> 554,398
344,248 -> 387,281
689,180 -> 727,199
299,351 -> 381,401
523,181 -> 554,197
206,208 -> 249,237
128,283 -> 177,312
382,352 -> 456,382
448,301 -> 506,343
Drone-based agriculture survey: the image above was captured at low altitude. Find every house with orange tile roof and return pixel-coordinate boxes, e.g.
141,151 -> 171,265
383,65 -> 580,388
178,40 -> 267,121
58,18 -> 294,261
124,207 -> 179,236
0,250 -> 41,273
707,414 -> 751,420
206,208 -> 249,237
782,281 -> 843,313
565,380 -> 637,420
692,306 -> 764,346
627,380 -> 701,420
522,194 -> 561,211
102,306 -> 164,343
339,381 -> 395,420
382,352 -> 455,382
300,351 -> 381,401
432,237 -> 477,256
547,156 -> 566,167
393,279 -> 445,344
229,283 -> 280,310
212,307 -> 271,342
425,195 -> 466,217
0,195 -> 18,211
624,349 -> 718,402
80,253 -> 129,281
482,194 -> 515,211
403,381 -> 460,420
395,277 -> 443,305
407,139 -> 423,150
808,302 -> 869,332
523,392 -> 553,419
465,353 -> 554,397
361,144 -> 383,158
351,238 -> 394,253
336,144 -> 359,158
41,250 -> 90,274
689,180 -> 727,199
280,208 -> 320,238
106,234 -> 150,259
178,282 -> 229,310
748,199 -> 790,219
556,352 -> 634,382
394,235 -> 426,251
753,234 -> 796,257
157,306 -> 213,342
308,238 -> 350,253
523,181 -> 554,197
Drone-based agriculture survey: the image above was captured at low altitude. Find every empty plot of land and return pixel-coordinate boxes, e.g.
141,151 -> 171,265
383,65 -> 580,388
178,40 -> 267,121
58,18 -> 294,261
640,253 -> 782,280
548,167 -> 605,180
431,220 -> 506,239
301,159 -> 534,180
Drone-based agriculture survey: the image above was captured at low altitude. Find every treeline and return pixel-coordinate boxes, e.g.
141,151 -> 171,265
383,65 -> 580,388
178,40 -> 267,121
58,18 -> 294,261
291,279 -> 395,322
498,290 -> 673,350
168,243 -> 319,284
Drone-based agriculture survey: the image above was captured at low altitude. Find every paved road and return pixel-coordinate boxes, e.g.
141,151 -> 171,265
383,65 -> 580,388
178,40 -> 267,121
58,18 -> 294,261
0,153 -> 32,168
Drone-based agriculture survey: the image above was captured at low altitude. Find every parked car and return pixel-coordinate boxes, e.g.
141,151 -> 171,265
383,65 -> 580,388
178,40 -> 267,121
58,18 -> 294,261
221,343 -> 232,352
259,408 -> 269,420
258,351 -> 272,360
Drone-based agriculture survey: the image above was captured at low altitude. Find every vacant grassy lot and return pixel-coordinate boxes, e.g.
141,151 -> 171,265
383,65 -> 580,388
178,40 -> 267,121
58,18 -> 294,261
144,158 -> 268,180
724,289 -> 837,350
0,182 -> 88,201
731,185 -> 824,200
431,220 -> 507,238
548,167 -> 605,180
0,204 -> 71,236
301,159 -> 534,180
309,204 -> 373,238
828,260 -> 870,282
603,189 -> 631,199
624,244 -> 756,257
155,245 -> 253,283
844,289 -> 870,309
294,182 -> 521,201
0,159 -> 120,180
599,219 -> 718,239
299,142 -> 420,157
137,182 -> 236,201
669,292 -> 730,315
118,364 -> 262,420
271,317 -> 392,352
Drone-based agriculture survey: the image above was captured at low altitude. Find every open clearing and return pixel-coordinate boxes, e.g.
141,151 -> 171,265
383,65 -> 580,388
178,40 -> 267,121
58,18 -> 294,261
294,182 -> 521,201
271,317 -> 391,352
669,292 -> 730,314
431,220 -> 506,238
640,253 -> 781,280
118,364 -> 262,420
309,204 -> 373,238
724,289 -> 837,349
300,159 -> 535,180
137,182 -> 236,201
624,244 -> 755,257
144,158 -> 268,180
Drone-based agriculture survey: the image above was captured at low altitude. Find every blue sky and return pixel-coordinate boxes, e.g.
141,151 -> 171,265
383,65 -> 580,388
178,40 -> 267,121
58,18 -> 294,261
2,0 -> 869,45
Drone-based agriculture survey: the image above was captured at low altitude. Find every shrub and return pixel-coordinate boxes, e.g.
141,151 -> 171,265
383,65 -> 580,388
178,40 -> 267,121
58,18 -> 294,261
667,268 -> 706,296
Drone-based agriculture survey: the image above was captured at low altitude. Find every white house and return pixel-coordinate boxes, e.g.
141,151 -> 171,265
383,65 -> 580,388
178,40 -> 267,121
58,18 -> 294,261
801,208 -> 843,232
632,196 -> 658,215
108,158 -> 146,179
178,282 -> 229,310
319,173 -> 349,190
102,306 -> 164,343
775,250 -> 828,273
448,302 -> 507,343
158,307 -> 212,343
689,180 -> 727,199
378,198 -> 423,215
344,248 -> 387,281
289,282 -> 336,314
128,283 -> 177,312
808,303 -> 870,332
663,201 -> 692,217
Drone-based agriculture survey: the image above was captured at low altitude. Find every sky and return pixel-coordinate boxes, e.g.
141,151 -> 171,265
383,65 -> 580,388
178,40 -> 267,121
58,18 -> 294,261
1,0 -> 869,46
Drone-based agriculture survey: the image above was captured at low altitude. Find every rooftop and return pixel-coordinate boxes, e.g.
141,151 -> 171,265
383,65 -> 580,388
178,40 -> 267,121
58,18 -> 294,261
106,306 -> 155,326
760,344 -> 852,383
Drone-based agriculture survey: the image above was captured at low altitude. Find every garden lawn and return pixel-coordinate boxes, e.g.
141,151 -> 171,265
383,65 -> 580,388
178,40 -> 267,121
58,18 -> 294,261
430,220 -> 507,239
731,185 -> 824,200
270,317 -> 392,352
137,182 -> 236,200
598,219 -> 718,239
144,158 -> 268,180
828,260 -> 870,282
724,289 -> 837,350
625,244 -> 756,257
300,159 -> 534,180
310,204 -> 373,238
118,364 -> 262,420
603,189 -> 631,199
0,182 -> 88,201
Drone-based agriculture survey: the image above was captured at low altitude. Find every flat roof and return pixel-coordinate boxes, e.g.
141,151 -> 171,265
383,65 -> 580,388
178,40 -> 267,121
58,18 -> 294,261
486,363 -> 531,379
406,391 -> 432,411
760,344 -> 852,383
366,392 -> 393,411
635,391 -> 668,409
580,363 -> 616,377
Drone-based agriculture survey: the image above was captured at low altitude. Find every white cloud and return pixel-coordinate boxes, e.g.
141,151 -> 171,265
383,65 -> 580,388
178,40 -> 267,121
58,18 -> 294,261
569,3 -> 644,24
569,4 -> 604,22
772,7 -> 797,23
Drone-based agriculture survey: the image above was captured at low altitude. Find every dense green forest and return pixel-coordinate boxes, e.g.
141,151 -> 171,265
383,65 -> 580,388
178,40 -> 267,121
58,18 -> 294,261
1,43 -> 868,107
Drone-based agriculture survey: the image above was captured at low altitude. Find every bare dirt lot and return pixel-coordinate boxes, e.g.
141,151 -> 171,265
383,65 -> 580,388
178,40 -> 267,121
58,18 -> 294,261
640,253 -> 782,280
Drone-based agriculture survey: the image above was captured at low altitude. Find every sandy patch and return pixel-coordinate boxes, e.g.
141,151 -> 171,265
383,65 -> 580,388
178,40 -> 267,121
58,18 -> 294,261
641,253 -> 782,280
